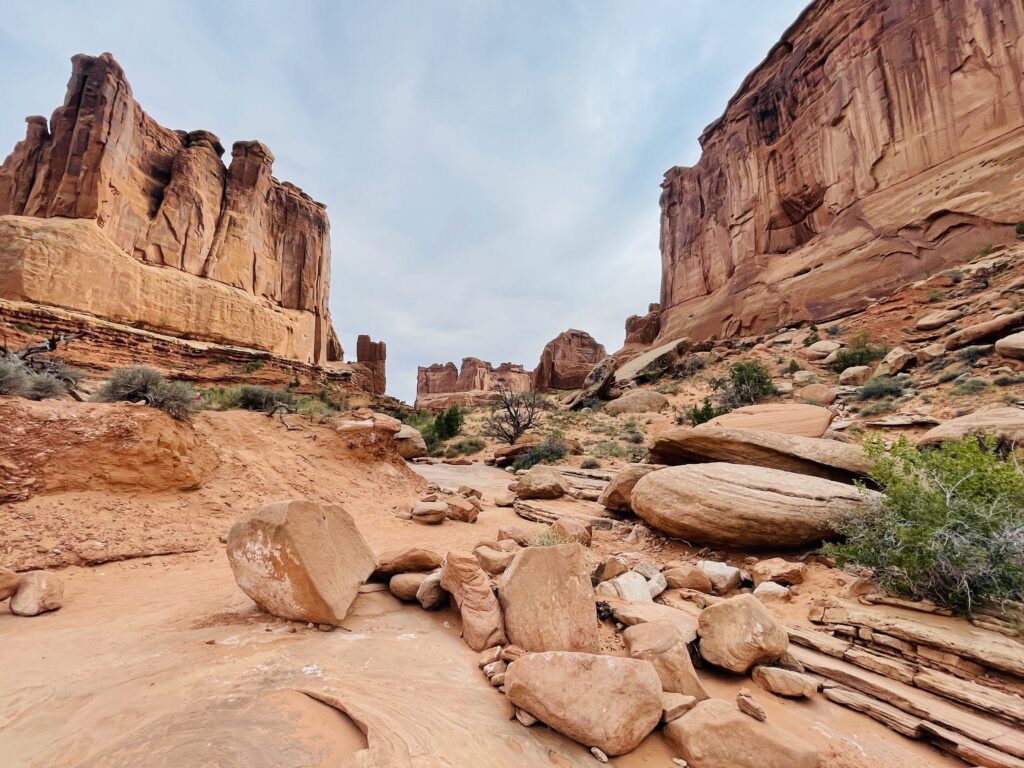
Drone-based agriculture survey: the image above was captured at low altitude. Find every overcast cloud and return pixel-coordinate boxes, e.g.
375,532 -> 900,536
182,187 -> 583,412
0,1 -> 807,402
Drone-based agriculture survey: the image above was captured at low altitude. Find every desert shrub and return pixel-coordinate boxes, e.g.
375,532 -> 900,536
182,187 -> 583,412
26,372 -> 67,400
434,405 -> 464,441
827,331 -> 888,373
295,395 -> 336,423
201,386 -> 243,410
956,346 -> 988,364
1016,221 -> 1024,239
943,269 -> 964,284
581,457 -> 601,469
938,368 -> 965,384
926,288 -> 945,303
587,441 -> 631,459
711,360 -> 775,408
856,400 -> 894,417
242,360 -> 265,373
803,326 -> 821,347
481,386 -> 539,445
95,366 -> 197,419
655,382 -> 680,396
671,355 -> 706,379
445,436 -> 486,458
148,379 -> 199,420
636,365 -> 667,385
512,433 -> 570,471
825,438 -> 1024,613
979,244 -> 993,257
685,396 -> 728,426
826,324 -> 842,337
995,375 -> 1024,387
528,527 -> 570,548
858,376 -> 905,401
786,359 -> 802,374
0,357 -> 30,396
237,385 -> 295,412
952,378 -> 988,396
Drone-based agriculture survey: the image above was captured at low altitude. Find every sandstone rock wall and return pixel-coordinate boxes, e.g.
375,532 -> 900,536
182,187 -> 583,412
655,0 -> 1024,344
532,329 -> 607,390
0,53 -> 342,365
356,335 -> 387,395
415,358 -> 532,410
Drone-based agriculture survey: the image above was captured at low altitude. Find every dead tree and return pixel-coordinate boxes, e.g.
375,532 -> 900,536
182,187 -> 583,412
481,384 -> 543,445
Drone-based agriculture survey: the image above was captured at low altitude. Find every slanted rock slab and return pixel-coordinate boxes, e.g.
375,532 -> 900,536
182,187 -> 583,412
375,547 -> 443,576
752,666 -> 817,698
702,403 -> 834,437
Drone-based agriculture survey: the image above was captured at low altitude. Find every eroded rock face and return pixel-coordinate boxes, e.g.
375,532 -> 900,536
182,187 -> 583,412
0,53 -> 342,365
439,551 -> 506,651
225,500 -> 375,625
624,303 -> 662,346
533,329 -> 607,391
504,652 -> 663,756
356,335 -> 387,395
653,0 -> 1024,345
415,358 -> 532,410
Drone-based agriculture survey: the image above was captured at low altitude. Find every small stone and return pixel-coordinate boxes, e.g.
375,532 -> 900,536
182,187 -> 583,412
646,570 -> 668,598
515,708 -> 537,727
9,571 -> 63,616
590,747 -> 608,763
490,672 -> 506,687
593,556 -> 628,582
736,688 -> 767,721
697,560 -> 742,593
483,660 -> 507,679
752,581 -> 791,602
632,561 -> 662,580
662,692 -> 698,723
478,645 -> 503,667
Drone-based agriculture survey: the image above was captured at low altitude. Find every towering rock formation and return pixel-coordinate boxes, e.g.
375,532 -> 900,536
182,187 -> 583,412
533,329 -> 607,390
654,0 -> 1024,344
416,358 -> 531,410
356,335 -> 387,395
0,53 -> 342,365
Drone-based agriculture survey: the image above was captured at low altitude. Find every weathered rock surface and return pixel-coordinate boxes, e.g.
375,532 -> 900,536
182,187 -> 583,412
874,347 -> 915,377
411,501 -> 448,525
597,464 -> 662,512
623,621 -> 709,700
749,558 -> 806,586
945,312 -> 1024,349
995,331 -> 1024,360
698,595 -> 789,673
624,303 -> 662,346
374,547 -> 443,576
394,425 -> 428,460
797,383 -> 836,406
649,426 -> 869,483
551,516 -> 592,546
533,329 -> 607,391
388,572 -> 427,602
664,698 -> 819,768
752,666 -> 817,698
564,356 -> 618,408
355,335 -> 387,395
917,406 -> 1024,448
504,652 -> 662,756
498,543 -> 598,652
613,338 -> 691,384
703,404 -> 834,437
916,309 -> 961,331
697,561 -> 742,594
595,571 -> 653,603
415,358 -> 531,410
664,566 -> 714,594
0,54 -> 341,365
8,571 -> 64,616
604,389 -> 669,415
0,568 -> 22,601
839,365 -> 872,385
631,464 -> 875,548
653,0 -> 1024,346
509,465 -> 569,500
439,551 -> 506,651
225,500 -> 374,625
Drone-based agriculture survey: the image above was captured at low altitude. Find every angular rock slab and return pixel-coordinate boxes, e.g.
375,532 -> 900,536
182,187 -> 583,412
649,426 -> 870,483
505,652 -> 662,756
663,698 -> 819,768
226,499 -> 375,625
697,594 -> 788,674
623,620 -> 709,700
702,403 -> 834,437
631,463 -> 876,548
498,543 -> 598,652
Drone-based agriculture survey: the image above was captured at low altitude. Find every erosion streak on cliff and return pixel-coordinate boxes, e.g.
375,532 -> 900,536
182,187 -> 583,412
656,0 -> 1024,343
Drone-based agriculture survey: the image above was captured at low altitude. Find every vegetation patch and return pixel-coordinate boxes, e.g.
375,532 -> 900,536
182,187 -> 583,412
827,331 -> 888,373
512,433 -> 570,471
95,366 -> 198,420
858,376 -> 905,401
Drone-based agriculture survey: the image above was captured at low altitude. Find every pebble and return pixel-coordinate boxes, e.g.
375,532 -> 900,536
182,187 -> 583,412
590,747 -> 608,763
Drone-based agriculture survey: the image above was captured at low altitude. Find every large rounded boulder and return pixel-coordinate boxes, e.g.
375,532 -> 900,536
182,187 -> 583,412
604,389 -> 669,415
630,464 -> 876,548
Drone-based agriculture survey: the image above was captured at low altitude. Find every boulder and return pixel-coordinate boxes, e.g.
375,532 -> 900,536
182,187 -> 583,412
838,365 -> 871,385
597,463 -> 662,512
916,308 -> 961,331
631,464 -> 875,548
604,389 -> 669,415
509,465 -> 570,500
9,571 -> 63,616
445,495 -> 480,523
596,571 -> 653,602
946,312 -> 1024,349
697,561 -> 742,593
504,652 -> 662,756
796,383 -> 836,406
995,331 -> 1024,360
552,516 -> 592,546
474,545 -> 516,575
663,698 -> 819,768
623,621 -> 709,700
613,338 -> 691,384
415,571 -> 447,610
873,346 -> 915,377
494,493 -> 515,507
749,558 -> 806,586
498,543 -> 598,652
917,406 -> 1024,448
492,435 -> 542,467
440,551 -> 507,650
225,499 -> 375,625
804,340 -> 841,359
702,403 -> 834,437
564,356 -> 618,408
374,547 -> 443,576
0,567 -> 22,601
751,666 -> 817,698
411,500 -> 448,524
388,572 -> 427,601
752,582 -> 791,602
649,427 -> 869,483
395,424 -> 428,459
915,342 -> 946,364
697,594 -> 789,673
664,566 -> 714,593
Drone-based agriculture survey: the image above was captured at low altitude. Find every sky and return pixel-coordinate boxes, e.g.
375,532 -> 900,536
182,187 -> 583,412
0,1 -> 808,403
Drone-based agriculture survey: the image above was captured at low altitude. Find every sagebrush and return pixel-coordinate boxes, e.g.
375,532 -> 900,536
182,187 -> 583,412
94,366 -> 197,419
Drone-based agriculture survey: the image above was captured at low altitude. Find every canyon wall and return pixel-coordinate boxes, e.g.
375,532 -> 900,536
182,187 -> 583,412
0,52 -> 342,365
654,0 -> 1024,344
415,358 -> 532,410
532,329 -> 606,390
356,335 -> 387,395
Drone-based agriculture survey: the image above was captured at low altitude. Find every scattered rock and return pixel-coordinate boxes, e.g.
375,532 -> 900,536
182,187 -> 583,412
945,312 -> 1024,349
474,545 -> 517,575
752,582 -> 791,602
697,594 -> 789,673
388,572 -> 428,601
597,463 -> 662,512
797,383 -> 836,406
631,464 -> 876,548
9,571 -> 63,616
225,499 -> 375,625
604,389 -> 669,415
915,308 -> 960,330
874,346 -> 915,377
804,339 -> 841,359
459,484 -> 483,499
494,493 -> 515,507
593,556 -> 628,582
508,465 -> 570,500
736,688 -> 767,721
552,516 -> 592,546
445,495 -> 480,523
375,547 -> 443,576
697,561 -> 742,594
915,342 -> 947,364
995,331 -> 1024,360
596,571 -> 653,602
590,747 -> 609,763
838,365 -> 871,385
498,543 -> 599,652
751,666 -> 817,698
440,551 -> 507,651
395,424 -> 428,459
623,621 -> 709,700
663,698 -> 819,768
917,406 -> 1024,447
662,692 -> 698,723
702,403 -> 834,437
646,571 -> 668,598
749,558 -> 806,586
478,645 -> 503,667
415,570 -> 447,610
515,708 -> 537,727
664,566 -> 714,593
411,500 -> 448,525
504,652 -> 663,756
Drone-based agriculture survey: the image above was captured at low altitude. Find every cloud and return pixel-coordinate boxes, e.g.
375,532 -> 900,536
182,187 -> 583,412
0,0 -> 807,403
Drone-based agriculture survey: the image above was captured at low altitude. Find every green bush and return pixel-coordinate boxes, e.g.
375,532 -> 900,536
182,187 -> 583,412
1016,221 -> 1024,239
856,400 -> 894,417
956,346 -> 988,364
952,378 -> 988,396
434,405 -> 464,441
711,360 -> 775,408
0,357 -> 30,395
671,355 -> 706,379
94,366 -> 197,420
826,324 -> 842,337
686,396 -> 728,426
995,375 -> 1024,387
827,331 -> 888,373
580,457 -> 601,469
445,436 -> 485,458
587,441 -> 631,459
858,376 -> 905,401
237,385 -> 295,412
825,438 -> 1024,613
512,434 -> 570,471
200,386 -> 243,410
926,288 -> 944,303
786,359 -> 802,374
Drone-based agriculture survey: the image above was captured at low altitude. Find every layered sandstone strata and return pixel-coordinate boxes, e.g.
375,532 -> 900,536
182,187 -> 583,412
653,0 -> 1024,344
356,335 -> 387,395
415,358 -> 531,410
532,329 -> 607,391
0,52 -> 341,365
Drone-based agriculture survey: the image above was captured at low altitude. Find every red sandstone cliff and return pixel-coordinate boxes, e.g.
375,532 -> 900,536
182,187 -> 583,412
653,0 -> 1024,345
356,335 -> 387,395
532,329 -> 607,390
415,358 -> 531,410
0,53 -> 342,365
